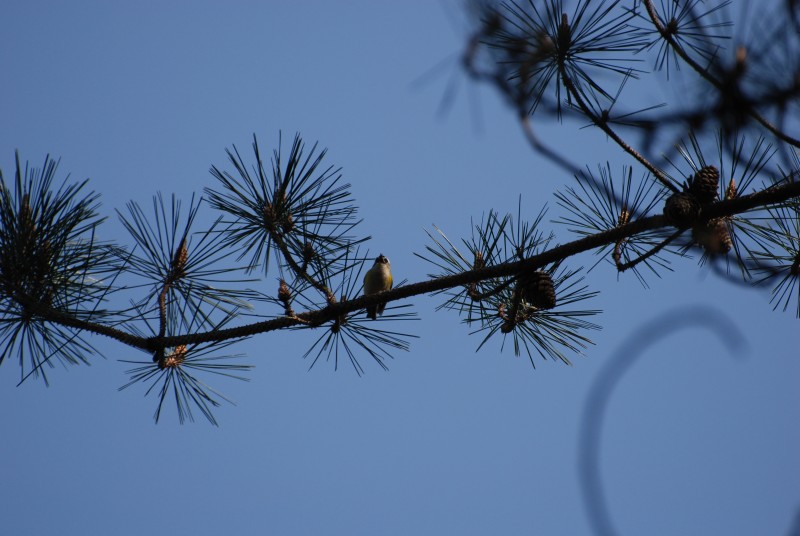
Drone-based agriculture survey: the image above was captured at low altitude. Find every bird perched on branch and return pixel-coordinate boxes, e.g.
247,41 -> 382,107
363,254 -> 392,319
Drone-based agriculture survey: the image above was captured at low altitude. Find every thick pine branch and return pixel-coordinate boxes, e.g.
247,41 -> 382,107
23,179 -> 800,351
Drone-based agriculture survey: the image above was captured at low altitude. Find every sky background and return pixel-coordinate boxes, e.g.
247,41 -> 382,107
1,1 -> 798,535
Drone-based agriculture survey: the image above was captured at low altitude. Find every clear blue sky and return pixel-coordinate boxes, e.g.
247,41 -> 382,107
1,1 -> 798,535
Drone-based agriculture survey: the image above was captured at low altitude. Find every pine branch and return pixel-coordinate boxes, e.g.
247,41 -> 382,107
554,13 -> 677,192
641,0 -> 800,147
24,177 -> 797,352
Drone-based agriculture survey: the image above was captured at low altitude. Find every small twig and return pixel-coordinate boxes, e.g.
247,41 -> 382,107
272,230 -> 336,304
502,280 -> 525,332
615,228 -> 683,273
157,283 -> 170,339
555,41 -> 678,193
468,277 -> 515,302
519,115 -> 584,177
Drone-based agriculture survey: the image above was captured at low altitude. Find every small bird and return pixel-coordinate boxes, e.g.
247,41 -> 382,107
363,254 -> 393,319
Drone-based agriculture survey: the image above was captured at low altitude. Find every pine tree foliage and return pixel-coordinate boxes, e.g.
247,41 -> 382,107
1,0 -> 799,423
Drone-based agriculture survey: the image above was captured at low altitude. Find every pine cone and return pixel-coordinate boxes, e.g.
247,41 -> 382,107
692,218 -> 732,255
520,270 -> 556,310
663,192 -> 700,228
689,166 -> 719,204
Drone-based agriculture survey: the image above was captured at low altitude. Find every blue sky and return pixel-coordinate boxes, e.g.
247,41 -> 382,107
1,1 -> 798,535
